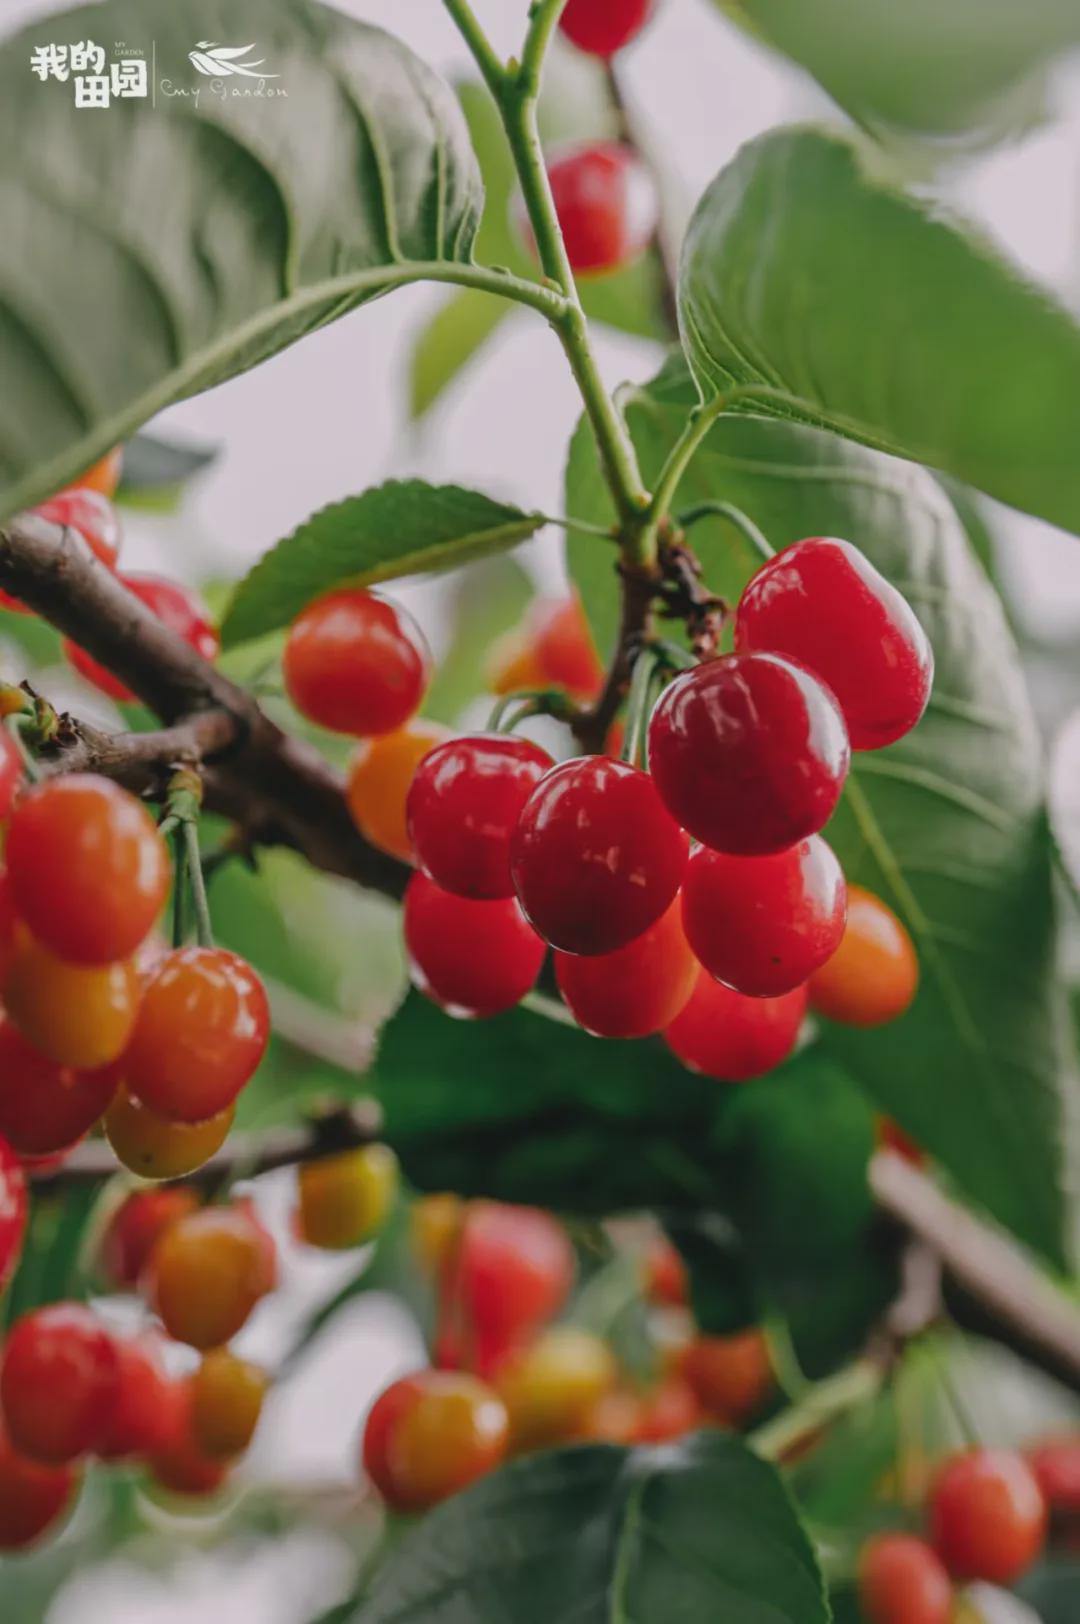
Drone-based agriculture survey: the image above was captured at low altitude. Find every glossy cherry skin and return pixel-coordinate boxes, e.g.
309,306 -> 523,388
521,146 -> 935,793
1028,1436 -> 1080,1516
124,947 -> 270,1123
542,144 -> 657,274
679,1329 -> 773,1423
0,871 -> 17,987
347,719 -> 451,863
98,1336 -> 174,1460
0,1417 -> 79,1551
681,837 -> 846,998
560,0 -> 655,57
35,488 -> 121,570
365,1370 -> 509,1512
5,775 -> 170,966
442,1202 -> 574,1372
297,1144 -> 398,1250
101,1186 -> 200,1291
190,1349 -> 268,1459
64,574 -> 219,701
105,1087 -> 235,1179
0,1137 -> 27,1295
148,1377 -> 229,1498
285,589 -> 430,737
511,757 -> 688,956
407,734 -> 555,899
929,1448 -> 1046,1583
735,538 -> 934,750
648,653 -> 850,856
0,1021 -> 120,1155
151,1207 -> 269,1349
2,931 -> 140,1069
0,731 -> 21,820
56,446 -> 123,499
809,884 -> 918,1027
0,1303 -> 119,1464
555,894 -> 697,1037
857,1534 -> 952,1624
404,873 -> 546,1018
664,971 -> 807,1083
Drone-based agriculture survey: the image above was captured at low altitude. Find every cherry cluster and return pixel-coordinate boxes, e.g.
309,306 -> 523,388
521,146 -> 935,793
283,537 -> 929,1083
858,1444 -> 1052,1623
360,1200 -> 774,1515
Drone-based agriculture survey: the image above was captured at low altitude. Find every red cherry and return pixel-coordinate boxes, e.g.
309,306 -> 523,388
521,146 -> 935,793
735,538 -> 934,750
0,1021 -> 119,1155
124,947 -> 270,1123
0,869 -> 18,985
543,144 -> 657,274
407,734 -> 554,900
664,971 -> 806,1082
284,589 -> 430,737
809,884 -> 918,1028
857,1533 -> 952,1624
0,732 -> 22,821
98,1336 -> 174,1460
404,873 -> 545,1018
0,1303 -> 119,1464
681,837 -> 847,997
101,1186 -> 200,1291
35,489 -> 121,571
643,1234 -> 688,1308
362,1372 -> 427,1500
148,1377 -> 229,1497
442,1203 -> 574,1366
64,574 -> 219,701
0,1137 -> 27,1294
1028,1436 -> 1080,1517
5,775 -> 170,965
362,1369 -> 508,1512
929,1448 -> 1046,1583
511,757 -> 688,956
560,0 -> 655,57
648,653 -> 850,856
555,894 -> 697,1037
0,1416 -> 78,1551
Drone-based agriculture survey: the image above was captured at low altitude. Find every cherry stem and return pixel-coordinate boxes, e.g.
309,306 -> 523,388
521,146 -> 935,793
487,688 -> 577,735
171,824 -> 189,948
183,818 -> 215,949
677,501 -> 775,563
5,713 -> 43,784
621,645 -> 663,768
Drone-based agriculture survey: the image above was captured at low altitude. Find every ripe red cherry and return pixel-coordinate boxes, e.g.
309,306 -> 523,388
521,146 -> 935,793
0,1021 -> 119,1155
284,589 -> 430,737
929,1448 -> 1046,1583
148,1377 -> 229,1498
857,1533 -> 952,1624
0,731 -> 22,820
0,1137 -> 27,1294
0,1417 -> 78,1551
1028,1436 -> 1080,1516
442,1202 -> 574,1372
98,1336 -> 174,1460
407,734 -> 554,900
555,895 -> 697,1037
735,538 -> 934,750
5,775 -> 170,965
0,1303 -> 119,1464
101,1186 -> 200,1291
511,757 -> 688,956
543,144 -> 657,274
648,653 -> 850,856
64,573 -> 219,701
35,489 -> 121,571
124,947 -> 270,1123
681,837 -> 846,997
363,1370 -> 509,1512
0,870 -> 17,985
560,0 -> 655,57
664,971 -> 807,1082
404,873 -> 545,1018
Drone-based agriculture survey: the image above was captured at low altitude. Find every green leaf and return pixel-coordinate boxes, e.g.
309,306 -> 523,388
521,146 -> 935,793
352,1434 -> 829,1624
716,1 -> 1079,139
566,358 -> 1075,1266
118,431 -> 219,493
0,0 -> 482,520
678,127 -> 1080,538
409,287 -> 509,419
220,481 -> 541,647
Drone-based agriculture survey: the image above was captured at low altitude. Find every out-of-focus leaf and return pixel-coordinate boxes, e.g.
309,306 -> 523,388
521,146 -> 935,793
117,431 -> 219,493
424,553 -> 534,724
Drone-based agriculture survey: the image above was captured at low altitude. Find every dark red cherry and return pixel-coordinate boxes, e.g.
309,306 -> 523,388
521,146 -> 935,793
554,895 -> 697,1038
407,734 -> 554,900
510,757 -> 689,956
735,537 -> 933,750
542,144 -> 657,274
559,0 -> 655,57
681,837 -> 846,997
664,971 -> 806,1082
404,873 -> 546,1018
647,653 -> 849,856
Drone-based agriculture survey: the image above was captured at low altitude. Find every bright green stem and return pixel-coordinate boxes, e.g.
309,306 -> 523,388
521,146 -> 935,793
621,645 -> 662,767
183,820 -> 215,949
487,688 -> 576,734
678,500 -> 774,562
750,1357 -> 885,1464
171,826 -> 189,948
642,395 -> 727,549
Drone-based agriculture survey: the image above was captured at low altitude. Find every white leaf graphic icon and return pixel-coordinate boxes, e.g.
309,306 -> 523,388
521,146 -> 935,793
188,42 -> 279,78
